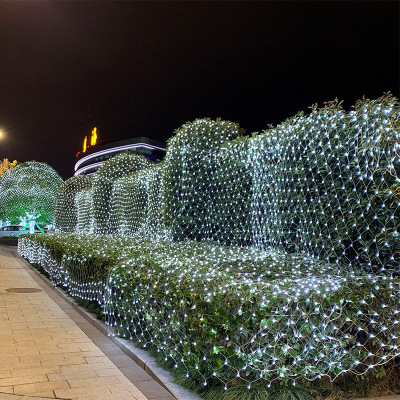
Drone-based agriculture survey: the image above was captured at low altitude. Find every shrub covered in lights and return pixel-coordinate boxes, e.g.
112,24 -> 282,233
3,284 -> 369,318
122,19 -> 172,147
19,233 -> 400,392
92,153 -> 153,234
19,94 -> 400,397
249,95 -> 400,272
108,165 -> 165,237
75,189 -> 94,233
0,161 -> 62,225
163,118 -> 252,244
54,175 -> 92,232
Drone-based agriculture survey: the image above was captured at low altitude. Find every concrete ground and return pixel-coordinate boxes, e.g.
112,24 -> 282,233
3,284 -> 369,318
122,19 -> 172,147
0,245 -> 175,400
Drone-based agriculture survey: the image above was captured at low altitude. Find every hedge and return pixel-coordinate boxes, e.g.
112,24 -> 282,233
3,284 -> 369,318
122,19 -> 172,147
19,233 -> 400,391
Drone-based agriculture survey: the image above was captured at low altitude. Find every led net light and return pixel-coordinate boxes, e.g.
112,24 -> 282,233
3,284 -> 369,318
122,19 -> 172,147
162,118 -> 251,245
19,235 -> 400,389
108,164 -> 166,238
20,94 -> 400,391
249,97 -> 399,273
75,189 -> 95,233
0,161 -> 62,226
92,153 -> 153,235
55,175 -> 92,232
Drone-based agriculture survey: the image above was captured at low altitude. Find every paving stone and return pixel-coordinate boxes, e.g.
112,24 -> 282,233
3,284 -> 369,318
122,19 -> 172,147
11,366 -> 61,377
68,376 -> 121,388
97,344 -> 126,357
60,362 -> 110,373
0,371 -> 12,379
0,374 -> 48,387
47,369 -> 98,381
54,385 -> 113,399
94,368 -> 124,377
13,379 -> 69,396
151,398 -> 177,400
0,386 -> 13,394
73,393 -> 138,400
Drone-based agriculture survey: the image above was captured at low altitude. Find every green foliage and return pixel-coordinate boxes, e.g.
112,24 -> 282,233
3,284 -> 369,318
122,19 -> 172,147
163,118 -> 251,244
92,153 -> 153,234
54,175 -> 92,232
250,92 -> 400,272
18,94 -> 400,399
19,234 -> 400,392
75,189 -> 94,233
109,170 -> 149,236
0,161 -> 62,225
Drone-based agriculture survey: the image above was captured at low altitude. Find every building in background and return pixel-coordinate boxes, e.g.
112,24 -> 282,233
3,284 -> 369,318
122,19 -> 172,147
74,136 -> 166,176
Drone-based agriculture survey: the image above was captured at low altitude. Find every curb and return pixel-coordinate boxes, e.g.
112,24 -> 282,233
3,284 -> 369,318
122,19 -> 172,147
15,250 -> 202,400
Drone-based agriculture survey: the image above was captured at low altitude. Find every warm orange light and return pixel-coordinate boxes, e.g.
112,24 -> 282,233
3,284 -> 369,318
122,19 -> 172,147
83,136 -> 87,153
90,127 -> 97,146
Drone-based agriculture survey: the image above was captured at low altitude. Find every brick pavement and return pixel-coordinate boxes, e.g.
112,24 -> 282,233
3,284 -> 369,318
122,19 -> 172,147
0,245 -> 174,400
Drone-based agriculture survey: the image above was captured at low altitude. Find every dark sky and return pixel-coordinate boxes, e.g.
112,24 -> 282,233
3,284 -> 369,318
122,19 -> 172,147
0,1 -> 398,179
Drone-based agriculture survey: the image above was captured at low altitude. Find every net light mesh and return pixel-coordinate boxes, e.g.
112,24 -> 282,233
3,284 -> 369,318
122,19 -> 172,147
21,94 -> 400,390
55,175 -> 92,232
0,161 -> 63,226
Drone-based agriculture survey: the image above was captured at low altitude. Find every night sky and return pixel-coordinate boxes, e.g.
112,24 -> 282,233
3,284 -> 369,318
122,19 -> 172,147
0,1 -> 398,179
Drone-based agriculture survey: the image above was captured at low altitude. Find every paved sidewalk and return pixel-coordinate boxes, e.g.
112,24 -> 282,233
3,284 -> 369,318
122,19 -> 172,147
0,245 -> 175,400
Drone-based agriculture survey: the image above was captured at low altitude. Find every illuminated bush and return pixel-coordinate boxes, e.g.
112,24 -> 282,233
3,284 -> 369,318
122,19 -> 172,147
92,153 -> 153,234
109,164 -> 167,238
18,94 -> 400,397
249,94 -> 400,272
163,118 -> 251,244
75,189 -> 94,233
19,234 -> 400,391
142,164 -> 167,239
54,175 -> 92,232
109,172 -> 148,236
0,161 -> 62,225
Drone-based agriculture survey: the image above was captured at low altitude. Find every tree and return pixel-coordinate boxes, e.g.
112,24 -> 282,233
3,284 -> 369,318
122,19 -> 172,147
0,161 -> 63,226
0,158 -> 17,177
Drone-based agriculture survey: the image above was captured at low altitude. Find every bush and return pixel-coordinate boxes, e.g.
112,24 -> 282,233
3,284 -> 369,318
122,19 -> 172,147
54,175 -> 92,232
249,94 -> 400,272
75,189 -> 94,233
92,153 -> 153,234
18,94 -> 400,398
163,118 -> 251,244
0,161 -> 62,225
19,233 -> 400,392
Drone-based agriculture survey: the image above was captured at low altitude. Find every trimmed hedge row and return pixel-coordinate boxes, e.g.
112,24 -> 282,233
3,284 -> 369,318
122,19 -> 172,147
19,233 -> 400,391
54,95 -> 399,273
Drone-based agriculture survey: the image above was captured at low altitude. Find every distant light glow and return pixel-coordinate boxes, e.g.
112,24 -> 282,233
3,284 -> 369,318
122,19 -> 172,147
74,161 -> 105,176
90,127 -> 98,146
74,143 -> 166,171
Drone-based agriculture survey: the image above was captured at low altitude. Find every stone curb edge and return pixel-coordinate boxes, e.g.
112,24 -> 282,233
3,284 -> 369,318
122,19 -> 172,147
15,251 -> 202,400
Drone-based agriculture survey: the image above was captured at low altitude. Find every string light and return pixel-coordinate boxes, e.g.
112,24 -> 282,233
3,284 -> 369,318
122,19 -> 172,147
0,161 -> 62,226
18,93 -> 400,391
55,175 -> 92,232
